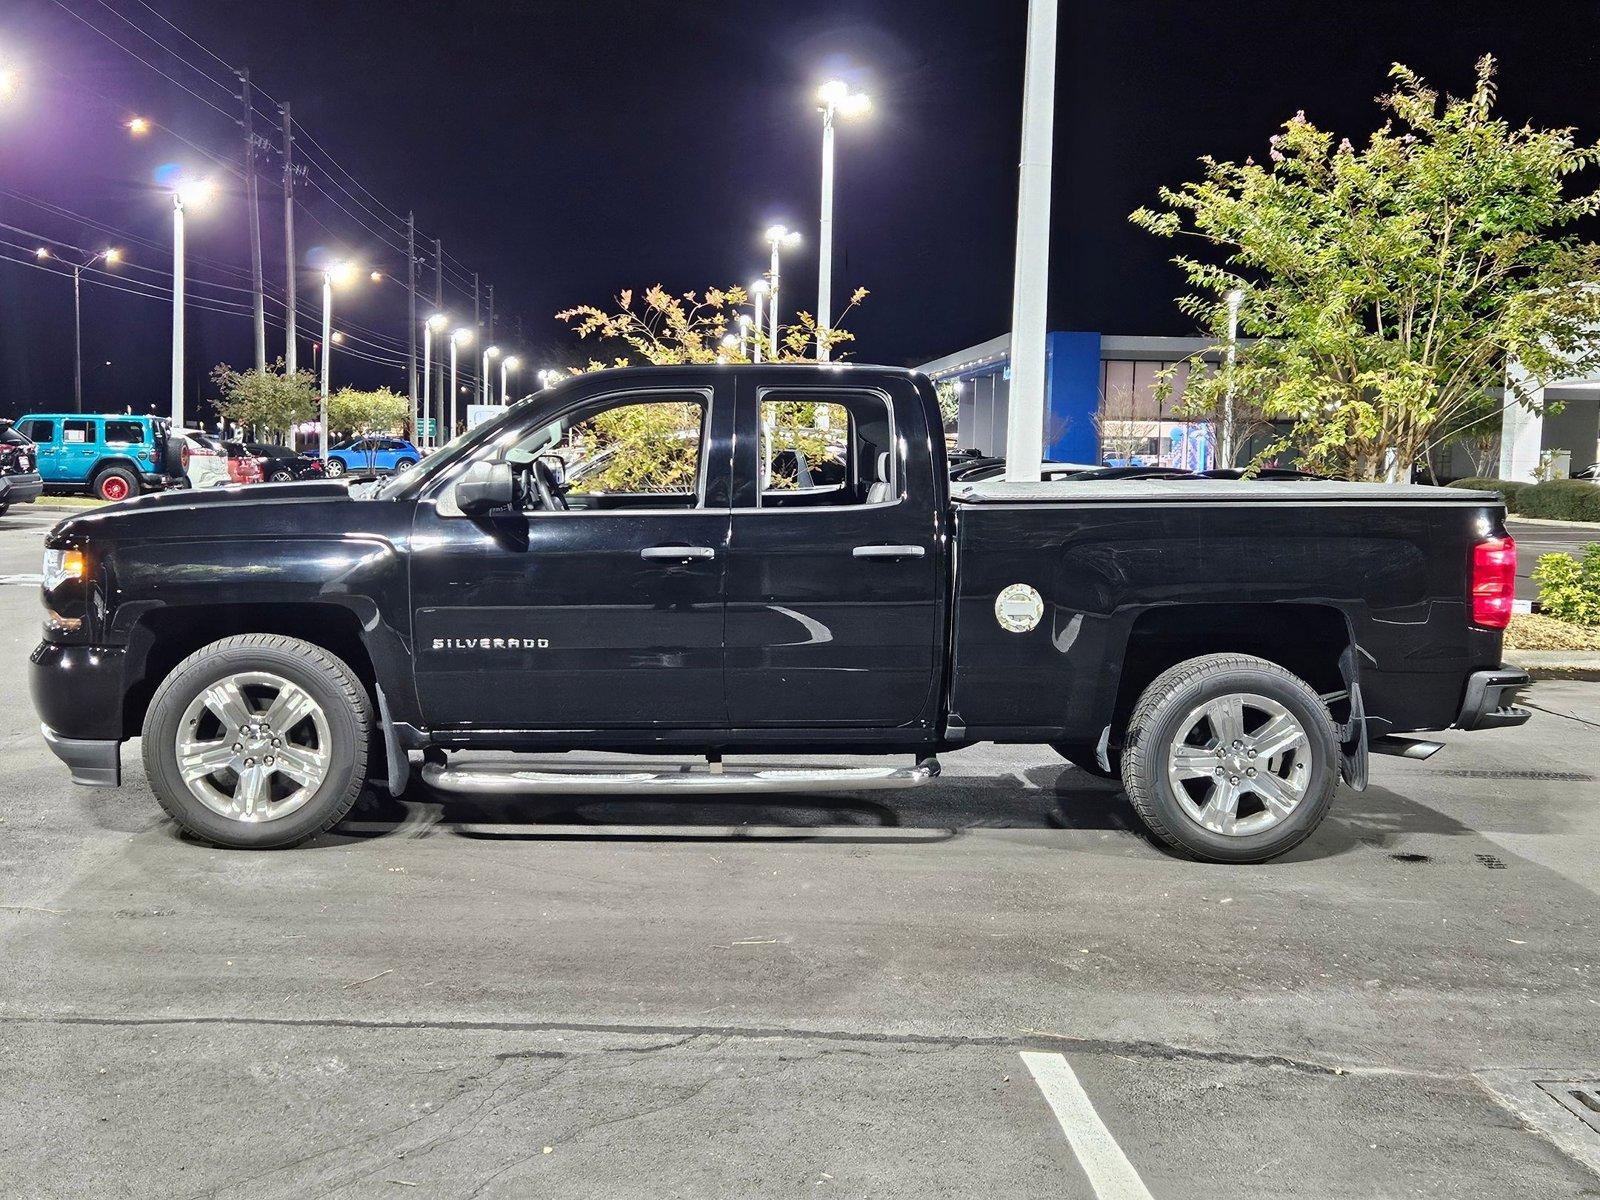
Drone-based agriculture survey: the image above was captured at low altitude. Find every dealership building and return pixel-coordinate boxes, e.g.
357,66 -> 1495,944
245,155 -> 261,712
918,331 -> 1600,479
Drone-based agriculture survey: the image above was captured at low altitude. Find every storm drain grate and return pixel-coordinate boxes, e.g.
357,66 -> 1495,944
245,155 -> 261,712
1537,1083 -> 1600,1136
1474,853 -> 1508,869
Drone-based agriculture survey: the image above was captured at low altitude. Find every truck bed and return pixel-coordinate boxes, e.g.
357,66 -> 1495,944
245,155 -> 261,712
952,479 -> 1498,506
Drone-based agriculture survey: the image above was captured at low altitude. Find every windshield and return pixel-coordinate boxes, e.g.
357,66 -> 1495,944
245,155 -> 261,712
373,384 -> 559,498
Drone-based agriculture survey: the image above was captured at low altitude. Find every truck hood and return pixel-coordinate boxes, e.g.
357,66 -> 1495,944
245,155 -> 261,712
48,480 -> 365,543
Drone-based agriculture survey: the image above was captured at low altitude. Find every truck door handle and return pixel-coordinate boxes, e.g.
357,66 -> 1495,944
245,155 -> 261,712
852,544 -> 926,560
641,545 -> 716,561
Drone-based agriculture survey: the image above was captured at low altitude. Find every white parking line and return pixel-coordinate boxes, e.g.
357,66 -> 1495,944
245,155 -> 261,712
0,573 -> 41,585
1021,1050 -> 1154,1200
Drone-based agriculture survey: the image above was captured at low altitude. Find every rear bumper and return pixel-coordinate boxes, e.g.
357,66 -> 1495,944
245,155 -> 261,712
1454,666 -> 1532,731
0,472 -> 43,505
40,725 -> 121,787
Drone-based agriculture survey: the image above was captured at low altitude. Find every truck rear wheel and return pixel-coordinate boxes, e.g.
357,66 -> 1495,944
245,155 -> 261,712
141,634 -> 371,849
1120,654 -> 1338,864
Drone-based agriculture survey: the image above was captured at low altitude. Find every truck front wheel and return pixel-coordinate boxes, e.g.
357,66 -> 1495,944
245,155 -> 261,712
141,634 -> 371,849
1120,654 -> 1339,864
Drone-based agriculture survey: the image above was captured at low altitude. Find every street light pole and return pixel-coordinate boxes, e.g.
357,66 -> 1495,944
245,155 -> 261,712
449,328 -> 472,439
320,270 -> 333,464
750,281 -> 769,363
1002,0 -> 1059,483
171,193 -> 186,430
72,248 -> 121,412
1221,287 -> 1242,468
814,81 -> 869,362
422,313 -> 445,450
481,346 -> 499,406
764,225 -> 800,357
501,355 -> 519,403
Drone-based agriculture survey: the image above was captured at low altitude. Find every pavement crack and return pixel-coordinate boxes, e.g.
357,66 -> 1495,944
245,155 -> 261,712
0,1010 -> 1414,1079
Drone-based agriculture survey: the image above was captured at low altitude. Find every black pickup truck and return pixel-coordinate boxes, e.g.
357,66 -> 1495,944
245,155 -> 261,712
30,365 -> 1529,862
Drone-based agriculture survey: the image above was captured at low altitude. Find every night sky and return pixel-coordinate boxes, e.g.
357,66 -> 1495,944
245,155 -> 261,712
3,0 -> 1600,421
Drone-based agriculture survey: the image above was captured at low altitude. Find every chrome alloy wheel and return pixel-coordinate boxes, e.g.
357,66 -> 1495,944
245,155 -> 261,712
174,671 -> 332,823
1165,693 -> 1311,837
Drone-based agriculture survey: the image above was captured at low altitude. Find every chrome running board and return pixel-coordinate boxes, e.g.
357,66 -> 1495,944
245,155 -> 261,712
421,757 -> 940,796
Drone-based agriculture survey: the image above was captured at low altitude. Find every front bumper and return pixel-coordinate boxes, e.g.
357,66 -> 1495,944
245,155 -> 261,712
1455,666 -> 1532,731
41,725 -> 121,787
0,472 -> 43,506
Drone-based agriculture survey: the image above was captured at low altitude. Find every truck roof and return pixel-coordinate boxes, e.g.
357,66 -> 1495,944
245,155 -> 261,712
952,478 -> 1502,505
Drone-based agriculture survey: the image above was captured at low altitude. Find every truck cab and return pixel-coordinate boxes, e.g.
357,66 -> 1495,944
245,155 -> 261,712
29,365 -> 1528,863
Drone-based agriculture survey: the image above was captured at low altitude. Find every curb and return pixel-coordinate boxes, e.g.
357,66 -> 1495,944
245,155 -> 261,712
1506,650 -> 1600,682
1506,516 -> 1600,532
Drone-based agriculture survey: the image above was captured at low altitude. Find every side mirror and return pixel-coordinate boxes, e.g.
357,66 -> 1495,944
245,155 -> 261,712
452,460 -> 514,516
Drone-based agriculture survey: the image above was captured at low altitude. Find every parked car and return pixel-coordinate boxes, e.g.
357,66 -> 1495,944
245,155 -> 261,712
245,442 -> 326,483
1572,463 -> 1599,481
15,412 -> 183,501
217,442 -> 266,486
0,421 -> 44,516
174,430 -> 231,489
33,365 -> 1529,863
308,437 -> 420,478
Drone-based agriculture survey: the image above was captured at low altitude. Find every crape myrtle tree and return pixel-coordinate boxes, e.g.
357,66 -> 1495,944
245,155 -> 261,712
325,386 -> 409,473
210,360 -> 317,444
555,283 -> 870,493
1131,56 -> 1600,480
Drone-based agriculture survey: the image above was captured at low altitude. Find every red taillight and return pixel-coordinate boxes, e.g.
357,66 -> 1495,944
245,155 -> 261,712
1471,536 -> 1516,629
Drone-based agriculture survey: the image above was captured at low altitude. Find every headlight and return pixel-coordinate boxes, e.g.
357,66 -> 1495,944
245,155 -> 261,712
42,547 -> 87,634
43,548 -> 85,591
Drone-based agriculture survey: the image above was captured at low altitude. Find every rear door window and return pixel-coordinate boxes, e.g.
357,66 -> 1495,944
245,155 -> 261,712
63,419 -> 96,445
104,420 -> 145,444
750,391 -> 895,509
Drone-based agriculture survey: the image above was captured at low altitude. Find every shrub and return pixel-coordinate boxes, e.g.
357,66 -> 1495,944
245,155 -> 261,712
1447,477 -> 1531,512
1532,544 -> 1600,626
1516,480 -> 1600,522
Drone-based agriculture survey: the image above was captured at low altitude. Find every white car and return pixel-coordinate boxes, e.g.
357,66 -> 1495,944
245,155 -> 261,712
176,430 -> 231,489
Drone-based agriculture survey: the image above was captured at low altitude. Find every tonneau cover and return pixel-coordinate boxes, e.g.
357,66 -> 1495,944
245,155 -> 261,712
951,478 -> 1499,505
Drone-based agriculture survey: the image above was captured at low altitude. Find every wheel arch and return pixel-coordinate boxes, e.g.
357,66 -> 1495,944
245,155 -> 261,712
1107,602 -> 1353,747
119,602 -> 380,739
87,457 -> 142,488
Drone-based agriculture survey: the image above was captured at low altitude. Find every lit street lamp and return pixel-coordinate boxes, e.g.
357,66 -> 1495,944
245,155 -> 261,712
319,260 -> 361,463
815,80 -> 870,361
481,345 -> 500,405
126,116 -> 149,136
72,248 -> 122,412
764,225 -> 800,356
500,355 -> 520,403
750,279 -> 770,363
422,313 -> 447,450
0,66 -> 18,104
737,312 -> 753,357
449,328 -> 473,438
170,178 -> 216,431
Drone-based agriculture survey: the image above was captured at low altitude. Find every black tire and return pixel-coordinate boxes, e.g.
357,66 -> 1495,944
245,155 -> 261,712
1050,741 -> 1119,779
93,466 -> 139,503
324,458 -> 347,478
392,458 -> 416,472
141,634 -> 371,850
269,468 -> 295,483
1120,653 -> 1339,864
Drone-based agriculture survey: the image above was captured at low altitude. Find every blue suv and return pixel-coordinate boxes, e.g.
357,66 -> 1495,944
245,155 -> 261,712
310,437 -> 420,478
15,413 -> 182,501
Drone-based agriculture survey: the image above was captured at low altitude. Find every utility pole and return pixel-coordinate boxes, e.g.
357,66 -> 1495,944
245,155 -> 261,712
281,103 -> 298,374
472,272 -> 481,406
240,69 -> 266,371
1002,0 -> 1059,483
434,237 -> 444,443
487,283 -> 496,347
407,212 -> 418,439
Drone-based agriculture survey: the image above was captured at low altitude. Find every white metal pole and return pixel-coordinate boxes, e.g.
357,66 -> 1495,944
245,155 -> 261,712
1221,288 -> 1242,468
769,243 -> 781,356
319,271 -> 332,464
753,292 -> 765,363
817,104 -> 836,362
1002,0 -> 1059,483
421,324 -> 433,451
171,195 -> 185,429
73,264 -> 84,412
448,340 -> 459,439
500,359 -> 509,403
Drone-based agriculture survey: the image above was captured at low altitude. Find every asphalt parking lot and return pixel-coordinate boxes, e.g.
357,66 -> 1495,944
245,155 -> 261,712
1509,517 -> 1600,602
0,504 -> 1597,1199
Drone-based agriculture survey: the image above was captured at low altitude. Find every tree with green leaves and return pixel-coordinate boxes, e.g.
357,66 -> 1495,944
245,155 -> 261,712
1131,56 -> 1600,480
325,386 -> 409,471
210,360 -> 317,443
558,283 -> 869,369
